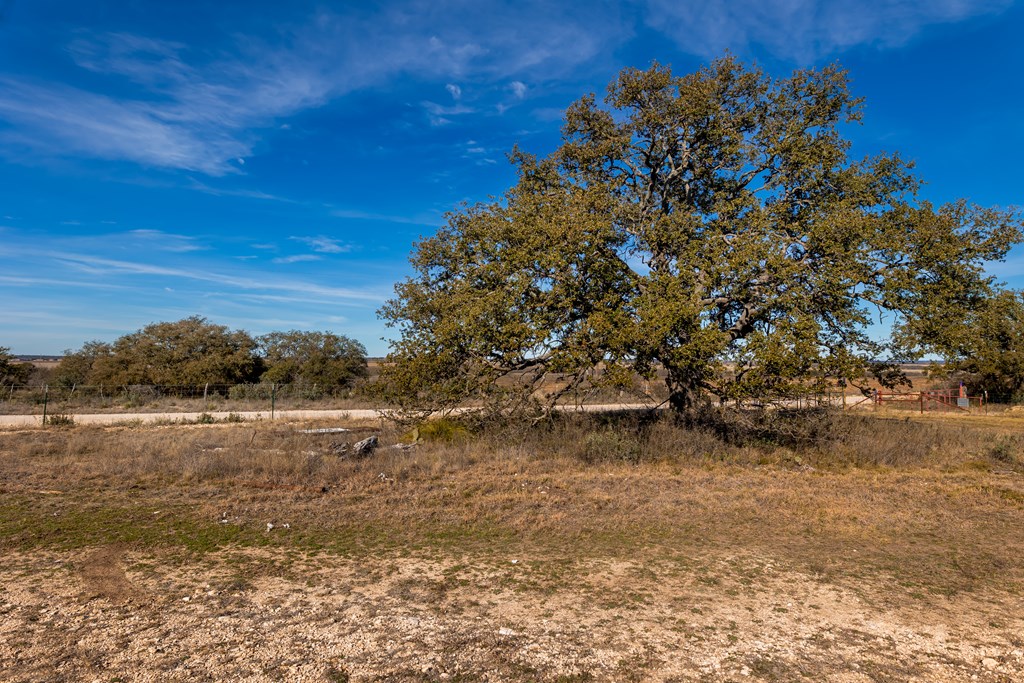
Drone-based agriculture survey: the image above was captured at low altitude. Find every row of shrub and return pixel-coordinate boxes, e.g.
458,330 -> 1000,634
38,317 -> 369,393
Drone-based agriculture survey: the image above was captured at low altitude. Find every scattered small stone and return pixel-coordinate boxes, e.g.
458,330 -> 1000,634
266,523 -> 275,532
982,657 -> 998,670
740,666 -> 751,676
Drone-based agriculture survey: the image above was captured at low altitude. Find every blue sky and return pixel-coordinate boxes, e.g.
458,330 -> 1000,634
1,0 -> 1022,356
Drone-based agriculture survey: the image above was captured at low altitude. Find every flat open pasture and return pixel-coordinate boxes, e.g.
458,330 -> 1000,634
1,412 -> 1023,681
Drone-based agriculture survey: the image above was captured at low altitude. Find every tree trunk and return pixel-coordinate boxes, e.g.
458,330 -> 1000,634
665,371 -> 708,424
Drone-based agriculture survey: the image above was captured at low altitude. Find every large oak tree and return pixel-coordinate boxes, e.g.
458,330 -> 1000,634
379,58 -> 1022,417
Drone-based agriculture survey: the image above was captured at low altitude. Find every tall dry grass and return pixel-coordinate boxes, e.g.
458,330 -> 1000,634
2,409 -> 1023,596
3,409 -> 1019,492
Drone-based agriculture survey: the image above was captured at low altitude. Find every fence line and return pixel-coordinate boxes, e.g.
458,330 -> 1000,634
0,381 -> 366,422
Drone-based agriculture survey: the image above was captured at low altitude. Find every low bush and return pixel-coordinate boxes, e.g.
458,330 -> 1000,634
415,417 -> 471,443
44,412 -> 75,427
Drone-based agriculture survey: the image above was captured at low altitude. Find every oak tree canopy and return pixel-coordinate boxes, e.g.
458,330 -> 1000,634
379,57 -> 1022,417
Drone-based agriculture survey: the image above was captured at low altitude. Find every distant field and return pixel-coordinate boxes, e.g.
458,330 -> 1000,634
1,411 -> 1022,681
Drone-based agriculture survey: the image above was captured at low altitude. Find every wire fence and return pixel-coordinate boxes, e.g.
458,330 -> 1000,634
0,380 -> 1002,424
0,382 -> 366,419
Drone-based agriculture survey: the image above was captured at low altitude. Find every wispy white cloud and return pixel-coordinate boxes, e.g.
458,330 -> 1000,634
0,76 -> 252,174
461,141 -> 499,166
47,251 -> 387,303
422,100 -> 476,126
0,275 -> 129,290
126,229 -> 205,252
0,3 -> 627,174
290,236 -> 351,254
0,23 -> 353,173
642,0 -> 1013,61
184,178 -> 298,202
0,0 -> 1008,178
272,254 -> 322,264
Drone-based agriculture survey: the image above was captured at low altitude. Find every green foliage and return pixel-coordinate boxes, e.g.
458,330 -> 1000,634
0,347 -> 32,386
579,429 -> 643,464
258,330 -> 368,394
379,57 -> 1022,417
228,383 -> 275,400
927,290 -> 1024,402
415,418 -> 471,443
58,317 -> 262,387
54,340 -> 113,388
54,323 -> 369,396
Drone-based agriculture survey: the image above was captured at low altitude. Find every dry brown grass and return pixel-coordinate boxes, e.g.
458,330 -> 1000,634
2,410 -> 1024,681
1,410 -> 1022,601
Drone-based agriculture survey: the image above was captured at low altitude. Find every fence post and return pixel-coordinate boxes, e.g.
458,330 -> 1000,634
203,383 -> 209,402
271,383 -> 276,421
42,384 -> 48,426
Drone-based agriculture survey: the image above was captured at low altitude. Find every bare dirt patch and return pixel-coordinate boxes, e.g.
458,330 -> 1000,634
1,548 -> 1022,682
1,414 -> 1023,680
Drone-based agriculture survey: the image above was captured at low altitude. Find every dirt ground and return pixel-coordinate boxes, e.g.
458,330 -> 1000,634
1,544 -> 1022,682
2,412 -> 1024,682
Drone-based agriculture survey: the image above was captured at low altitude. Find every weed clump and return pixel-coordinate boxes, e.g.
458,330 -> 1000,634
989,436 -> 1022,469
44,413 -> 75,427
413,418 -> 471,443
578,429 -> 643,464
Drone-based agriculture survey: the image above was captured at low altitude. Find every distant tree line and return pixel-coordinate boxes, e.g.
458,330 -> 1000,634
0,347 -> 33,386
47,316 -> 368,393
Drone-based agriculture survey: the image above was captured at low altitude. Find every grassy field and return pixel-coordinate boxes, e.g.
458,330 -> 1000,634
1,410 -> 1023,681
